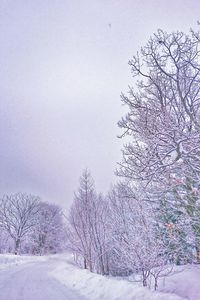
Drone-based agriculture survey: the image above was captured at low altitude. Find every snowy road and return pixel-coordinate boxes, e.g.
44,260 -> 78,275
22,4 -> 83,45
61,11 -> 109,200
0,258 -> 87,300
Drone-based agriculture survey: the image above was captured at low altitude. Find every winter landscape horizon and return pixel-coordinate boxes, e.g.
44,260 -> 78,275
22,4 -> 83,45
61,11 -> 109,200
0,1 -> 200,299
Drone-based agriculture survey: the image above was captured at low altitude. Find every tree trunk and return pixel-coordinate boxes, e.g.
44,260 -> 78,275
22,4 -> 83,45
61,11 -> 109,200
84,257 -> 87,269
154,277 -> 158,290
143,278 -> 147,287
88,259 -> 93,272
196,246 -> 200,263
99,255 -> 105,275
142,270 -> 148,287
105,254 -> 109,275
14,238 -> 20,255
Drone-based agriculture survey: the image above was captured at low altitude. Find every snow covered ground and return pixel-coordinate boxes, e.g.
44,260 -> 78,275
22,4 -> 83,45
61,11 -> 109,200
0,253 -> 46,270
50,254 -> 200,300
158,264 -> 200,300
0,254 -> 86,300
0,253 -> 199,300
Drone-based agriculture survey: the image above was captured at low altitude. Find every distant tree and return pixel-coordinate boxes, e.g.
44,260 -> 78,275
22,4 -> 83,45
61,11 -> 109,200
0,228 -> 12,253
31,202 -> 65,255
0,193 -> 40,254
118,29 -> 200,260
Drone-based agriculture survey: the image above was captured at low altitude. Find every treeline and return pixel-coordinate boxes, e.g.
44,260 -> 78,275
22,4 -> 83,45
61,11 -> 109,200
67,169 -> 200,290
67,27 -> 200,290
0,193 -> 66,255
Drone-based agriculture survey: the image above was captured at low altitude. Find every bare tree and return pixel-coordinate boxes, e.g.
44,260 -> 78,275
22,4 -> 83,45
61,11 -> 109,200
31,202 -> 65,255
0,193 -> 40,254
109,183 -> 174,289
118,29 -> 200,260
88,193 -> 110,275
67,169 -> 95,271
0,228 -> 11,253
67,170 -> 111,274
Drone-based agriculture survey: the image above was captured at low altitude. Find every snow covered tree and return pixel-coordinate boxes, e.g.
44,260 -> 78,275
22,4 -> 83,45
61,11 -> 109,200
87,193 -> 110,275
31,202 -> 65,255
118,29 -> 200,261
67,169 -> 96,271
156,179 -> 198,264
67,170 -> 110,274
0,228 -> 12,253
109,183 -> 174,289
0,193 -> 40,254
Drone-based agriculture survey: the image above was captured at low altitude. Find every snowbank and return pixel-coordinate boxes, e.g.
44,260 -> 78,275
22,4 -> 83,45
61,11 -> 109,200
50,254 -> 185,300
1,253 -> 198,300
0,254 -> 47,270
159,264 -> 200,300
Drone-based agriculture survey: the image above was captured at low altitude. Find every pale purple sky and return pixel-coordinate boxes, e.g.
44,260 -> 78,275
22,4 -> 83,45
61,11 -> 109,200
0,0 -> 199,209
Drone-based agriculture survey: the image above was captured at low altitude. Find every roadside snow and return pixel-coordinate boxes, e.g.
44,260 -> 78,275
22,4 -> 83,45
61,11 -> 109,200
1,253 -> 198,300
0,254 -> 47,270
159,264 -> 200,300
50,254 -> 185,300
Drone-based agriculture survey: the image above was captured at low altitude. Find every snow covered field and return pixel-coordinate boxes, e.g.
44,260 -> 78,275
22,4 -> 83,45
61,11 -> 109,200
0,253 -> 199,300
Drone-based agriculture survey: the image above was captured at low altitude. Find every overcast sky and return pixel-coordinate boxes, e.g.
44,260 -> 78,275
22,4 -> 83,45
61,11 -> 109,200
0,0 -> 199,209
